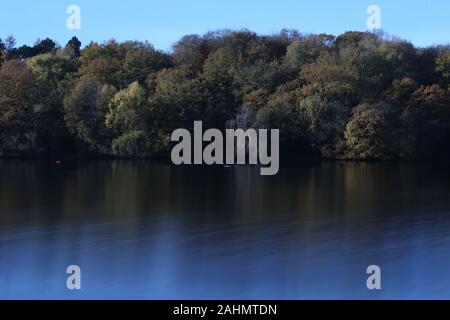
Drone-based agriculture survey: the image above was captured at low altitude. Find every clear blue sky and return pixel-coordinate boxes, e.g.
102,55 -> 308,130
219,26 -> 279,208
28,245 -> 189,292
0,0 -> 448,51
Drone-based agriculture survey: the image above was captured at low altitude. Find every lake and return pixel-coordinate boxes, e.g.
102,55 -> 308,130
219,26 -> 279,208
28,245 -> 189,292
1,160 -> 450,299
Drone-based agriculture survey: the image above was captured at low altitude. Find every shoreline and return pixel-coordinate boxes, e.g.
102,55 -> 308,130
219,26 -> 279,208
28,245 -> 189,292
0,153 -> 445,165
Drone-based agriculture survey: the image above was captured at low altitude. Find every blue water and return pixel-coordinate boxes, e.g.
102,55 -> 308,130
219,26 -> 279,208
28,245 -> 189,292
1,160 -> 450,299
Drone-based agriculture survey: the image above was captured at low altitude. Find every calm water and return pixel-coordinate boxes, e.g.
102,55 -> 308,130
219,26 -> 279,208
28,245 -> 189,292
1,160 -> 450,299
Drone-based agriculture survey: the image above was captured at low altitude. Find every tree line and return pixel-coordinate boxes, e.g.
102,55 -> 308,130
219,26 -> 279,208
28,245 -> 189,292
0,30 -> 449,160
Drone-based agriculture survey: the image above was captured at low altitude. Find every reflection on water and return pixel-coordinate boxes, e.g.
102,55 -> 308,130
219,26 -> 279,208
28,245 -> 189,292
1,160 -> 450,299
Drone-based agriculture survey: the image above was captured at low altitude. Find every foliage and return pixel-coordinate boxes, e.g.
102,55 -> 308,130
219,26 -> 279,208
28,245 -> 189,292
1,30 -> 450,160
344,103 -> 398,159
64,78 -> 116,154
0,60 -> 44,155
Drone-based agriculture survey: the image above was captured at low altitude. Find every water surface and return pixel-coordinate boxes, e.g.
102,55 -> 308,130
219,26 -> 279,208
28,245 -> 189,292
1,160 -> 450,299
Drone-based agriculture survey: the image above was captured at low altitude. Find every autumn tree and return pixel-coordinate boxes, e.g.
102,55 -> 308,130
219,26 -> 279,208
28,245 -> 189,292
344,103 -> 398,159
0,60 -> 44,155
404,85 -> 450,157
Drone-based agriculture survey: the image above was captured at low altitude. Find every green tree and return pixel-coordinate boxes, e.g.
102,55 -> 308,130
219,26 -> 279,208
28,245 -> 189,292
106,81 -> 148,134
383,77 -> 417,106
122,41 -> 172,86
65,36 -> 82,57
256,102 -> 312,157
107,81 -> 170,157
285,34 -> 334,70
203,46 -> 237,84
111,130 -> 152,158
27,53 -> 78,88
27,53 -> 80,155
64,78 -> 116,154
78,40 -> 123,87
149,66 -> 207,131
436,47 -> 450,85
299,95 -> 349,157
299,55 -> 360,107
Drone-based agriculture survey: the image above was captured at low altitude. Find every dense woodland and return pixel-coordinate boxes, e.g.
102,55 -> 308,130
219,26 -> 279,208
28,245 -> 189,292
0,30 -> 449,160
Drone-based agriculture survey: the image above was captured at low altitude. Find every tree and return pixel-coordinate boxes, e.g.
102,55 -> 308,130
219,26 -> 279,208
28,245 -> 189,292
404,85 -> 450,157
149,66 -> 207,131
3,35 -> 17,60
172,34 -> 210,70
121,41 -> 172,86
285,40 -> 316,70
299,95 -> 349,157
111,130 -> 152,158
65,36 -> 82,57
256,102 -> 312,157
436,47 -> 450,85
27,53 -> 79,88
16,45 -> 35,59
0,60 -> 43,155
33,38 -> 57,55
383,77 -> 417,106
14,38 -> 58,59
4,35 -> 16,51
78,40 -> 123,87
375,38 -> 417,86
106,81 -> 170,157
233,61 -> 282,96
243,89 -> 269,111
0,39 -> 5,65
106,81 -> 148,134
285,34 -> 334,70
203,46 -> 237,84
64,78 -> 116,154
415,47 -> 441,85
27,53 -> 80,154
344,103 -> 398,159
299,55 -> 360,107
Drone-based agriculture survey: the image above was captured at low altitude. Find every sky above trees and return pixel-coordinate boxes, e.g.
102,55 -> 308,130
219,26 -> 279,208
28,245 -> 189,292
0,0 -> 449,50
